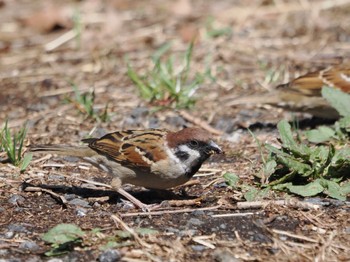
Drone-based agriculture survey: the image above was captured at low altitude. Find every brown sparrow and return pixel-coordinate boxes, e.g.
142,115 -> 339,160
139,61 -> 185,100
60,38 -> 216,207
30,127 -> 222,210
228,65 -> 350,119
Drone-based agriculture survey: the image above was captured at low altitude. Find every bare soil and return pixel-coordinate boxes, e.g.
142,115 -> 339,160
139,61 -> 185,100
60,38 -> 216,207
1,0 -> 350,261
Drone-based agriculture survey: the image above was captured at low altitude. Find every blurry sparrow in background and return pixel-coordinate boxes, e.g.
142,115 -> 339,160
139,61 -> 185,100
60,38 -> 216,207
30,127 -> 222,211
228,65 -> 350,119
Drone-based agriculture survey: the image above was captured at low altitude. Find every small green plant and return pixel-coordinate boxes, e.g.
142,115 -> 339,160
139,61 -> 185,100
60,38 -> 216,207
1,120 -> 32,172
42,224 -> 85,256
127,42 -> 204,109
263,120 -> 350,200
305,86 -> 350,143
66,83 -> 110,122
42,223 -> 158,256
223,172 -> 270,201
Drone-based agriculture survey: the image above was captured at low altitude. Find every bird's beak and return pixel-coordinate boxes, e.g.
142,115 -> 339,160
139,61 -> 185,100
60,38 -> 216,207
207,140 -> 222,155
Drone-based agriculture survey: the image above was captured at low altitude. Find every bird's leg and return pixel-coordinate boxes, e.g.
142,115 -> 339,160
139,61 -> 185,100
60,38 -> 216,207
111,178 -> 159,212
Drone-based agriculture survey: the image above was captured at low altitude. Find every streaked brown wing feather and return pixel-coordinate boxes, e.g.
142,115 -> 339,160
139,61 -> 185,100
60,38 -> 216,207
281,71 -> 324,96
85,129 -> 168,168
321,67 -> 350,93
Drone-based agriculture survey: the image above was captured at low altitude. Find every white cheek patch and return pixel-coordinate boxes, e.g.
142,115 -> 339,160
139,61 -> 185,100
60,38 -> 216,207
177,144 -> 200,167
340,73 -> 350,82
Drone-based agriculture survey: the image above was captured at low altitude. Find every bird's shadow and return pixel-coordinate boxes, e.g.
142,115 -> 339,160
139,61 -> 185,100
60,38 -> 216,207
22,181 -> 193,206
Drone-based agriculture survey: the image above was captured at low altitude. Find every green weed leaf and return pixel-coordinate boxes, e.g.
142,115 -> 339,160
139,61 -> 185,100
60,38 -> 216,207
223,172 -> 239,188
322,86 -> 350,117
306,126 -> 335,143
42,224 -> 85,245
286,180 -> 324,197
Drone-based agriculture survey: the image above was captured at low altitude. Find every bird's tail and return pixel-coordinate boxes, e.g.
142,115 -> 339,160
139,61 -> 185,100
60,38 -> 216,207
29,144 -> 96,157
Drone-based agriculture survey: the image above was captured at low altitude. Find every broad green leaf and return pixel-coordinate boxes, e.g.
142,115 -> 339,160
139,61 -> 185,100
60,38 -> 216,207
322,86 -> 350,117
223,172 -> 240,188
286,180 -> 324,197
319,179 -> 346,201
42,224 -> 85,244
340,181 -> 350,195
306,126 -> 335,143
277,155 -> 312,176
244,187 -> 259,201
338,115 -> 350,131
264,159 -> 277,178
277,120 -> 309,156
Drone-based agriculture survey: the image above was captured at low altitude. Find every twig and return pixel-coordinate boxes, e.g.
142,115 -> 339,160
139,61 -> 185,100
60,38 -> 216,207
120,204 -> 221,217
236,199 -> 321,210
45,29 -> 77,52
111,214 -> 152,249
178,110 -> 224,135
211,212 -> 257,218
24,186 -> 67,204
192,235 -> 216,249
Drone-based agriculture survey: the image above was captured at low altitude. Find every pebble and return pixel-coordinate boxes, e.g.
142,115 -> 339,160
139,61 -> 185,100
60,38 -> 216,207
191,210 -> 205,216
187,218 -> 204,226
47,259 -> 64,262
148,117 -> 159,128
64,194 -> 78,201
191,245 -> 206,252
0,249 -> 9,256
213,249 -> 239,262
99,249 -> 121,262
215,117 -> 236,133
48,174 -> 65,181
19,241 -> 40,251
165,116 -> 186,128
8,195 -> 25,205
7,223 -> 27,233
131,107 -> 149,119
76,207 -> 88,217
69,198 -> 90,208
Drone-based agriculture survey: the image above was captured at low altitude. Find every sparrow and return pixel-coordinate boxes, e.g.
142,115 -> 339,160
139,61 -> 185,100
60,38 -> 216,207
30,127 -> 222,210
227,65 -> 350,119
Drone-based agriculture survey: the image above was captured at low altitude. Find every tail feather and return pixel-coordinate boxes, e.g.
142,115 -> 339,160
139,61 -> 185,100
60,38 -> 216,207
29,145 -> 96,157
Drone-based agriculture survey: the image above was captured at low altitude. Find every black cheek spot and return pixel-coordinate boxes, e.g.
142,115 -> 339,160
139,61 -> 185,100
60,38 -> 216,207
175,151 -> 190,161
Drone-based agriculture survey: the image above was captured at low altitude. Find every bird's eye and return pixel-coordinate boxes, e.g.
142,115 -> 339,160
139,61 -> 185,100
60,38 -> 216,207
189,140 -> 199,147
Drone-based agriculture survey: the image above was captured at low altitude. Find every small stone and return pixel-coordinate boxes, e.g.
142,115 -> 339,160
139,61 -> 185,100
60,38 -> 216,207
215,117 -> 236,133
0,249 -> 9,256
64,194 -> 78,201
47,259 -> 64,262
19,241 -> 40,251
187,218 -> 204,226
166,227 -> 180,234
76,207 -> 88,217
191,210 -> 205,216
48,174 -> 64,181
191,245 -> 206,252
213,249 -> 239,262
69,198 -> 90,208
165,116 -> 186,128
8,194 -> 25,205
7,223 -> 27,233
99,249 -> 121,262
148,117 -> 159,129
131,107 -> 149,119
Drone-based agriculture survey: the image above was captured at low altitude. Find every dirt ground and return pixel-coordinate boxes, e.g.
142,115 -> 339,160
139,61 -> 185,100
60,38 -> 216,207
1,0 -> 350,261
